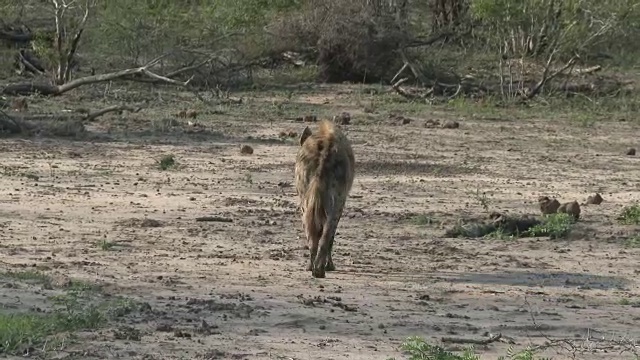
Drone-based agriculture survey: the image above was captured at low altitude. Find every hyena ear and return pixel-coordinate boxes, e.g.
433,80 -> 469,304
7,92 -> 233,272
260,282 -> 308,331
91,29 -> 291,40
299,126 -> 312,146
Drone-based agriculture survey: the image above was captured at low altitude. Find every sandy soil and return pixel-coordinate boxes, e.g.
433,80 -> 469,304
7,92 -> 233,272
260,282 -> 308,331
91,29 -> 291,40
1,87 -> 640,359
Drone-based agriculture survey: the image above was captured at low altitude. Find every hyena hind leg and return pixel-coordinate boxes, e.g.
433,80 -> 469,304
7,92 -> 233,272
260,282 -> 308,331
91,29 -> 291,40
303,214 -> 322,272
312,216 -> 342,278
325,239 -> 336,272
325,203 -> 346,272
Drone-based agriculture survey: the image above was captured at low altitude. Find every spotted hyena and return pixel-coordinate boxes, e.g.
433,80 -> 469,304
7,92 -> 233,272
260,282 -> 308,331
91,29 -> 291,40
294,119 -> 355,278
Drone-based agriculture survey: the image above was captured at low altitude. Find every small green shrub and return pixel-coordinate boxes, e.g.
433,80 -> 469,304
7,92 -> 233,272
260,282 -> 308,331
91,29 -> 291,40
526,213 -> 575,239
618,205 -> 640,225
388,336 -> 550,360
158,154 -> 176,170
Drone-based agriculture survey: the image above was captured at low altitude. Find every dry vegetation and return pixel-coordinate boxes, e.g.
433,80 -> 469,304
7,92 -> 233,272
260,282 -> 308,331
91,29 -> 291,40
1,0 -> 640,359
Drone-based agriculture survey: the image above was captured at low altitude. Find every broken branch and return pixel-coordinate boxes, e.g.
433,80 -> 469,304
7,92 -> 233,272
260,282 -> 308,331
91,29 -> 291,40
83,103 -> 144,122
441,333 -> 503,345
2,55 -> 189,96
525,54 -> 579,100
196,216 -> 233,223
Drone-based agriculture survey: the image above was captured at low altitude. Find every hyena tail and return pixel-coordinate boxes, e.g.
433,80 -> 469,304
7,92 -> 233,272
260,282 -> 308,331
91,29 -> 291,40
302,176 -> 326,241
302,123 -> 337,240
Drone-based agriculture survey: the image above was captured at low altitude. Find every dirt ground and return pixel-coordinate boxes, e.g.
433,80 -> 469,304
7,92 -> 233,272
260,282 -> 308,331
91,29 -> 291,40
1,85 -> 640,359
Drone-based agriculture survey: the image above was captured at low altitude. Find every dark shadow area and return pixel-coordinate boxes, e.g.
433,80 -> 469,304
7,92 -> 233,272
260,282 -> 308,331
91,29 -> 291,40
438,270 -> 630,290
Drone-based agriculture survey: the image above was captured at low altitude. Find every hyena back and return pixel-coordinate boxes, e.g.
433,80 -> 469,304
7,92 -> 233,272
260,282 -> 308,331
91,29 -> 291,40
294,120 -> 355,278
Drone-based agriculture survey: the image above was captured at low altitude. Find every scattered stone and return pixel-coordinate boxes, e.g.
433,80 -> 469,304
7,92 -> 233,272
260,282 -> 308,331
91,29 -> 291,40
626,148 -> 636,156
11,97 -> 28,112
287,131 -> 297,138
333,112 -> 351,125
558,201 -> 581,220
442,120 -> 460,129
388,114 -> 412,126
585,193 -> 603,205
424,119 -> 441,128
303,115 -> 317,122
156,323 -> 174,332
240,145 -> 254,155
538,196 -> 561,215
141,218 -> 163,228
186,109 -> 198,119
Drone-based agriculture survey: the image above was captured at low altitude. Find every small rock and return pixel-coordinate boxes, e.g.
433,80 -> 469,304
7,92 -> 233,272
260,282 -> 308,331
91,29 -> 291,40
333,112 -> 351,125
442,120 -> 460,129
240,145 -> 254,155
626,148 -> 636,156
401,117 -> 411,125
424,119 -> 441,128
186,110 -> 198,119
538,196 -> 560,215
303,115 -> 317,123
585,193 -> 603,205
11,98 -> 28,112
558,201 -> 581,220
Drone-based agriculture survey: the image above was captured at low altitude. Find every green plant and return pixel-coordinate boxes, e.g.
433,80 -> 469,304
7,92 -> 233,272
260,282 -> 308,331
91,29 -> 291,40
618,205 -> 640,225
0,276 -> 142,356
526,213 -> 575,239
473,189 -> 491,212
0,270 -> 53,288
389,336 -> 551,360
99,239 -> 116,251
624,234 -> 640,248
158,154 -> 176,170
409,214 -> 434,226
392,336 -> 479,360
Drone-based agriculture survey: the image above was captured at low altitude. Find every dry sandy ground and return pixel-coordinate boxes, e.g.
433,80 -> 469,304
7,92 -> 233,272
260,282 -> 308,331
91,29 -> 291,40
1,88 -> 640,359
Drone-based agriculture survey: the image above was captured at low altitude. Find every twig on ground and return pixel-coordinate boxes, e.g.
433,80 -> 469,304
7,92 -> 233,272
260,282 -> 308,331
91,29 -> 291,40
196,216 -> 233,223
441,333 -> 503,345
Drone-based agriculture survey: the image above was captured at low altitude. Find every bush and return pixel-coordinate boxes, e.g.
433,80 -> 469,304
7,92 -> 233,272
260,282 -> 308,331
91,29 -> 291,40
269,0 -> 407,83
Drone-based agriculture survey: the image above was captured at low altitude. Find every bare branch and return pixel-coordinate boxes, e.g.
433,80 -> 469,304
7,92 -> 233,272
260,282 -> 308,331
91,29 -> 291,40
62,2 -> 90,83
525,54 -> 578,100
83,103 -> 145,122
141,69 -> 193,87
3,55 -> 192,96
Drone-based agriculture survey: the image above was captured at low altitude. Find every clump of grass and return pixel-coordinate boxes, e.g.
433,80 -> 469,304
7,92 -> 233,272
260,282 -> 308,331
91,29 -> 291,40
526,213 -> 575,239
446,213 -> 574,240
617,205 -> 640,225
158,154 -> 176,170
0,270 -> 52,287
0,281 -> 143,356
409,214 -> 435,226
99,239 -> 116,251
388,336 -> 547,360
623,235 -> 640,248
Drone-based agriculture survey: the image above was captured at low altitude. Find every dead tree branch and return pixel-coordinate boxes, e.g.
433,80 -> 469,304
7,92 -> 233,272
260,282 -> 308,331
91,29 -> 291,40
525,54 -> 578,100
83,103 -> 144,122
18,50 -> 45,75
391,77 -> 434,100
441,333 -> 503,345
2,55 -> 190,96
